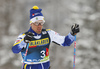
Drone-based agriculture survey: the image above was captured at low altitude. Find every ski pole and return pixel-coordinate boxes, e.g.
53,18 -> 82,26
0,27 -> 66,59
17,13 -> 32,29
73,35 -> 76,69
21,43 -> 29,69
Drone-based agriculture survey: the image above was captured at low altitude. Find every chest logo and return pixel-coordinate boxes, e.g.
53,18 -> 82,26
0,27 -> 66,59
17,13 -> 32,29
29,38 -> 49,48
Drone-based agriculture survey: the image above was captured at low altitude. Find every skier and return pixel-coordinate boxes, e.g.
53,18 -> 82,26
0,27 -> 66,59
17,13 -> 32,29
12,6 -> 80,69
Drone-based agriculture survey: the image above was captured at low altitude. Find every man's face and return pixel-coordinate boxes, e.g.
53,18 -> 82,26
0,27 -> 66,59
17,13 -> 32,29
31,20 -> 44,34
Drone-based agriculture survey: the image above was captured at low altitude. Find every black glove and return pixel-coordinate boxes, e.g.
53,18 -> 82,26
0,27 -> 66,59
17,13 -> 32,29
71,24 -> 80,36
24,32 -> 34,43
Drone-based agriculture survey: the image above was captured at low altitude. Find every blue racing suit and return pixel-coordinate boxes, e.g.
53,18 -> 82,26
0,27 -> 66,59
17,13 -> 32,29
12,27 -> 75,69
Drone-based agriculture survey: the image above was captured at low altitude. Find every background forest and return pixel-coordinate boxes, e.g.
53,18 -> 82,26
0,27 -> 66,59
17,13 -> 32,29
0,0 -> 100,69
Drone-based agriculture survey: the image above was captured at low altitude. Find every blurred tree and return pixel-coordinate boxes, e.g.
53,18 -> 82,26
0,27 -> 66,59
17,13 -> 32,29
0,0 -> 100,69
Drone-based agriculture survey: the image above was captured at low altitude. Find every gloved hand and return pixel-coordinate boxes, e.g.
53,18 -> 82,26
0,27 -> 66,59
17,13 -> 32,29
71,24 -> 80,36
24,32 -> 34,43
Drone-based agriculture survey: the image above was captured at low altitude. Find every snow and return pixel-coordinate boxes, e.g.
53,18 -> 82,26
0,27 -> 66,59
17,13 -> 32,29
0,0 -> 100,69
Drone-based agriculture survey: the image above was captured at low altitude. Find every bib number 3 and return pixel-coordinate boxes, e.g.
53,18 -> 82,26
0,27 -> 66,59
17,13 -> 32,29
40,50 -> 45,58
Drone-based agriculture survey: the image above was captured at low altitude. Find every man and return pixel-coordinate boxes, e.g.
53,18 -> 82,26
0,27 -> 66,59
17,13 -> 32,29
12,6 -> 80,69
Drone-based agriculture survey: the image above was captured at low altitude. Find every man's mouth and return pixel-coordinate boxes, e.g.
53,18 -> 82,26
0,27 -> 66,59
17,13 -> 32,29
37,28 -> 41,31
